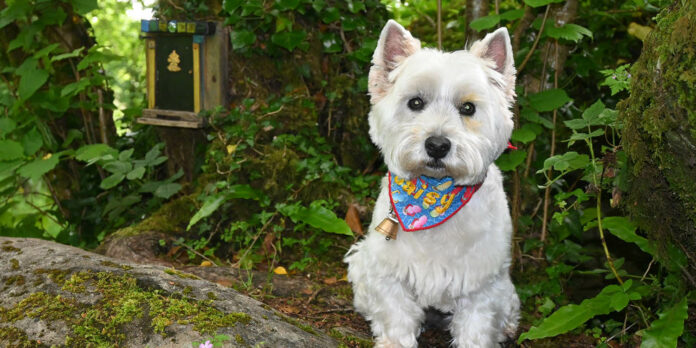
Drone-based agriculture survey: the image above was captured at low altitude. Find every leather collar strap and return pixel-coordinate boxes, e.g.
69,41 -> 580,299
388,172 -> 482,232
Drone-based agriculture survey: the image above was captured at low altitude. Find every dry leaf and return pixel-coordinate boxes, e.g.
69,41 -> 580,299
226,144 -> 237,154
301,287 -> 314,295
339,273 -> 348,282
323,276 -> 337,285
344,204 -> 363,236
200,260 -> 213,267
273,266 -> 288,275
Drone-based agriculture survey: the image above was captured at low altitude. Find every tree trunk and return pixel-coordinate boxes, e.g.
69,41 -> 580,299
618,1 -> 696,283
466,0 -> 489,43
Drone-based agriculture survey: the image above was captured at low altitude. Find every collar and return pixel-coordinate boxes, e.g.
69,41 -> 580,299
388,172 -> 482,232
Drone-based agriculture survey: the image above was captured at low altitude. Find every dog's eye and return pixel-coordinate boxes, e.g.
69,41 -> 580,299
459,102 -> 476,116
407,97 -> 425,111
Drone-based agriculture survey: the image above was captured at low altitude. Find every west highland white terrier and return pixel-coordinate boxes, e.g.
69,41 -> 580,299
345,20 -> 520,347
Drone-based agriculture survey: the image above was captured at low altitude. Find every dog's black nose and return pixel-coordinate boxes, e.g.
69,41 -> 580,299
425,136 -> 451,159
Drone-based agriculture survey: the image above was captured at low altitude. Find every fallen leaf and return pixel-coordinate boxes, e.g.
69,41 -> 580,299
339,273 -> 348,282
216,279 -> 234,287
301,287 -> 314,295
226,144 -> 237,154
273,266 -> 288,275
200,261 -> 213,267
278,304 -> 300,314
323,276 -> 337,285
344,204 -> 363,236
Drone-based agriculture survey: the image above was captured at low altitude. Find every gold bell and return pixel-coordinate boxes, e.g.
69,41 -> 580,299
376,209 -> 399,241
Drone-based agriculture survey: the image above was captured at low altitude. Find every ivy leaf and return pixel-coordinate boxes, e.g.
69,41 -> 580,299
70,0 -> 98,15
639,297 -> 688,348
527,89 -> 571,112
100,173 -> 125,189
271,30 -> 307,51
277,201 -> 353,236
496,150 -> 527,171
0,118 -> 17,138
470,15 -> 501,32
523,0 -> 564,7
519,283 -> 631,342
545,23 -> 593,42
321,7 -> 341,23
154,183 -> 182,199
126,166 -> 146,180
187,185 -> 263,230
16,58 -> 49,101
17,155 -> 59,181
75,144 -> 118,163
230,30 -> 256,49
0,140 -> 24,161
21,127 -> 43,156
275,0 -> 300,11
601,216 -> 656,257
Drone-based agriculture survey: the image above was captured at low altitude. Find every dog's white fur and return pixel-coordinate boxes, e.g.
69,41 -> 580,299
345,20 -> 519,347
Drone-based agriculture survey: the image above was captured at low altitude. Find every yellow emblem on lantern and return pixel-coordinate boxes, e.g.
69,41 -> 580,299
167,50 -> 181,72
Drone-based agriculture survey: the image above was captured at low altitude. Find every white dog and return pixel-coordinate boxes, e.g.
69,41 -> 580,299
345,20 -> 519,348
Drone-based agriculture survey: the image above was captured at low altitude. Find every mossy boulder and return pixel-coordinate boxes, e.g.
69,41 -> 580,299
618,1 -> 696,276
0,237 -> 338,347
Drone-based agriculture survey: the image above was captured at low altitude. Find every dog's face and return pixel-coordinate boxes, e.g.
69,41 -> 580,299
368,20 -> 516,185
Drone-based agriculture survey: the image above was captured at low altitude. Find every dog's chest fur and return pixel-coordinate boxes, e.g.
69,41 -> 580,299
353,165 -> 511,310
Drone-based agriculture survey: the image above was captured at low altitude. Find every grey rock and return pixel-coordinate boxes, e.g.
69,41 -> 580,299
0,237 -> 338,347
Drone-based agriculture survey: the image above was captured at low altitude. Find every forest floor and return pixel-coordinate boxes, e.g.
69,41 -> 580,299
119,234 -> 615,348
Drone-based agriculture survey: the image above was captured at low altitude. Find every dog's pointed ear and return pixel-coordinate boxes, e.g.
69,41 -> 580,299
470,27 -> 516,93
369,20 -> 421,103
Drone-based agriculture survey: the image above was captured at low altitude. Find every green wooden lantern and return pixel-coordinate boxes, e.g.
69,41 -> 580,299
138,20 -> 227,128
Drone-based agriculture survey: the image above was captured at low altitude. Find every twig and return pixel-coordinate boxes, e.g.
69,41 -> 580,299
309,308 -> 353,315
305,286 -> 325,306
233,213 -> 278,268
538,40 -> 560,255
173,239 -> 218,265
437,0 -> 442,50
517,5 -> 550,74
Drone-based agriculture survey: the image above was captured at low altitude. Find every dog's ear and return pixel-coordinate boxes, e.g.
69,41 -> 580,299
369,20 -> 421,103
470,27 -> 516,94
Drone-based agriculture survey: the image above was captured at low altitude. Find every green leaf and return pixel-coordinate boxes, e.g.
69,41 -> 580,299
277,201 -> 353,236
271,30 -> 307,51
541,152 -> 589,173
103,161 -> 132,174
500,9 -> 525,21
100,173 -> 125,189
601,217 -> 656,257
0,140 -> 24,160
0,1 -> 31,30
469,15 -> 501,32
321,7 -> 340,23
187,185 -> 262,230
187,195 -> 226,231
51,47 -> 85,62
640,297 -> 688,348
521,109 -> 554,128
496,150 -> 527,171
527,89 -> 571,112
61,78 -> 92,97
545,23 -> 593,42
320,33 -> 343,53
118,148 -> 134,161
75,144 -> 117,163
21,128 -> 43,156
511,124 -> 539,144
33,44 -> 61,59
275,0 -> 300,10
523,0 -> 564,7
17,155 -> 59,181
0,118 -> 17,138
16,58 -> 49,101
230,30 -> 256,49
70,0 -> 98,15
126,166 -> 146,180
519,284 -> 630,342
154,183 -> 182,199
567,129 -> 604,143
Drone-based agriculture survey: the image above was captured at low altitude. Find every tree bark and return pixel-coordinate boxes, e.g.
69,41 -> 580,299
618,1 -> 696,283
466,0 -> 490,43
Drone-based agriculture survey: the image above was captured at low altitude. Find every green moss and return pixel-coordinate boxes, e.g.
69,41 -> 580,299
10,258 -> 19,270
0,326 -> 37,346
206,291 -> 217,300
618,0 -> 696,270
275,312 -> 318,336
235,333 -> 245,344
164,268 -> 199,280
1,270 -> 252,346
33,268 -> 71,285
2,245 -> 22,253
5,275 -> 25,286
100,260 -> 133,270
329,328 -> 374,348
106,196 -> 196,239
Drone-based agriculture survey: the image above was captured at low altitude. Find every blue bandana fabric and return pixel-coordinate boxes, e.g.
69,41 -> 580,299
388,173 -> 481,232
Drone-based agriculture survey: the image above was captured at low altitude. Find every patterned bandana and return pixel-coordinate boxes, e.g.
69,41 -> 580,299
388,172 -> 482,232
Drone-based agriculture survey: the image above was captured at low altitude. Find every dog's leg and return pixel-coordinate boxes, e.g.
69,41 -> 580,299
449,274 -> 519,348
351,272 -> 423,348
